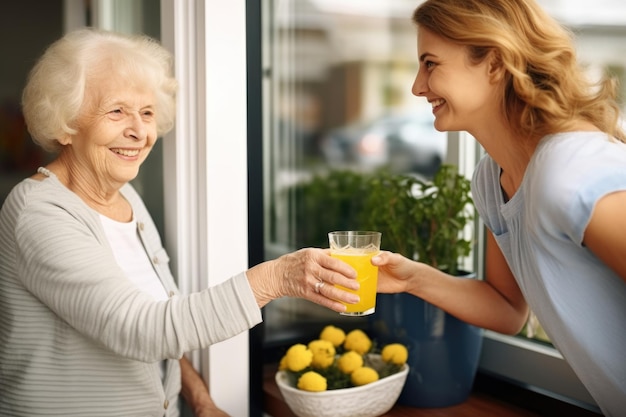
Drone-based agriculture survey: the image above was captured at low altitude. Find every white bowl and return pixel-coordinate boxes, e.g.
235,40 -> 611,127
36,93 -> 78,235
275,354 -> 409,417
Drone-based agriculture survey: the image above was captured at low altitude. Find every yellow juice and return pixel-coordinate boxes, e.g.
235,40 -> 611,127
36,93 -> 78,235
331,251 -> 378,314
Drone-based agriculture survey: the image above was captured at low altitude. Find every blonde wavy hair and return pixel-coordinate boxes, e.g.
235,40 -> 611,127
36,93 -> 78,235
22,28 -> 178,152
413,0 -> 625,143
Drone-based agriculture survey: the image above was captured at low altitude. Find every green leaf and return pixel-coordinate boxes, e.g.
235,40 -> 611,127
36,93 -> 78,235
291,165 -> 474,273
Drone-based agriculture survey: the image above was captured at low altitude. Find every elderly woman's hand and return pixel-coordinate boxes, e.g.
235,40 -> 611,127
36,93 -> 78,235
247,248 -> 359,312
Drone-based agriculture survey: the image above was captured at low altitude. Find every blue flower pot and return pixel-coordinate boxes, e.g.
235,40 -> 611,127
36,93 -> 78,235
370,290 -> 483,408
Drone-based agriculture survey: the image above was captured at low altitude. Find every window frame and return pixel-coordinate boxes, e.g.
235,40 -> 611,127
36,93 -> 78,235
160,0 -> 251,415
256,1 -> 604,411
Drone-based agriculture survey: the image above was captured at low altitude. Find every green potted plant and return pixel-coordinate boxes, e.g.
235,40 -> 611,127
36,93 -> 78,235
288,165 -> 482,407
291,169 -> 370,250
358,165 -> 483,408
360,164 -> 473,275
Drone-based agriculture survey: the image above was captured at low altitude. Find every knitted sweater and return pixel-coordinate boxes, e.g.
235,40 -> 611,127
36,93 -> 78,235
0,171 -> 262,416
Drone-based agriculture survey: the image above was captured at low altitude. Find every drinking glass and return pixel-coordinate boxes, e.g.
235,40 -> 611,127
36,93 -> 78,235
328,231 -> 381,316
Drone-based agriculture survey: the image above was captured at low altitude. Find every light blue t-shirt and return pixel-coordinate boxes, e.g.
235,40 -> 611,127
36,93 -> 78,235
472,131 -> 626,416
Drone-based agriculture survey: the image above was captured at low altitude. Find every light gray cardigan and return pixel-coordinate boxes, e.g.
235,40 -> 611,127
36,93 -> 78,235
0,172 -> 262,417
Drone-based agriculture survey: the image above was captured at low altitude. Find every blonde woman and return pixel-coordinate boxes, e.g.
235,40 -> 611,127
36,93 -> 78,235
374,1 -> 626,415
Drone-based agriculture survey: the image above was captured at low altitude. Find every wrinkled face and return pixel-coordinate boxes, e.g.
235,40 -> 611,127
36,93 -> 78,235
412,27 -> 499,135
69,75 -> 158,189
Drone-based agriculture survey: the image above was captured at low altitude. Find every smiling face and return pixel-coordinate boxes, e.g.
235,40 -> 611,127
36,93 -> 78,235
412,27 -> 502,135
66,75 -> 158,192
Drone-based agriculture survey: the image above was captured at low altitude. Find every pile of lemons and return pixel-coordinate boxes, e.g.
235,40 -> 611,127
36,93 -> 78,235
279,325 -> 408,392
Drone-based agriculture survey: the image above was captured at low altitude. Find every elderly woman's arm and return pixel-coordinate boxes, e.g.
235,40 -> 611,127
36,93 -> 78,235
15,180 -> 360,362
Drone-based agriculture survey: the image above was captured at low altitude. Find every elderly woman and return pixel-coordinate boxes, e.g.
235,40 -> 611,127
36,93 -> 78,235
0,29 -> 358,417
373,0 -> 626,415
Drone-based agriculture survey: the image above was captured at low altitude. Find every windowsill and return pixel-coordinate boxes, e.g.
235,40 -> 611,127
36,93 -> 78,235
258,316 -> 602,417
479,331 -> 601,413
262,364 -> 604,417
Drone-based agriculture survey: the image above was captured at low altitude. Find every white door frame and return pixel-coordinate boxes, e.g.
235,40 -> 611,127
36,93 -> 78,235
161,1 -> 251,415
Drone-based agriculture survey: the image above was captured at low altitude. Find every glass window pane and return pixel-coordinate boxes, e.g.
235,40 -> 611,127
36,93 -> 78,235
262,0 -> 453,345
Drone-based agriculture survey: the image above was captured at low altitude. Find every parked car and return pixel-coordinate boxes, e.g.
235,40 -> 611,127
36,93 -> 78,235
320,113 -> 447,176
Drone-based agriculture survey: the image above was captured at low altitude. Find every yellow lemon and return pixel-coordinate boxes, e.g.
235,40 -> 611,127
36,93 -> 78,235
337,351 -> 363,374
297,371 -> 327,392
320,325 -> 346,347
308,339 -> 336,369
381,343 -> 409,365
351,366 -> 379,386
285,343 -> 313,372
343,329 -> 372,355
278,355 -> 288,371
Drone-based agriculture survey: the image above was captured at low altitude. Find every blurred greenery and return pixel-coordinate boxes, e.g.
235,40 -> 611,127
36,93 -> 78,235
291,164 -> 474,274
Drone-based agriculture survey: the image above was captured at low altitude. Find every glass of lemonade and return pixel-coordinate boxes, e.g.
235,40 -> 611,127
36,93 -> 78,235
328,231 -> 381,316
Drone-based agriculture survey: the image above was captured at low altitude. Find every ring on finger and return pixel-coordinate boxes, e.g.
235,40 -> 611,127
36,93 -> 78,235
314,280 -> 325,294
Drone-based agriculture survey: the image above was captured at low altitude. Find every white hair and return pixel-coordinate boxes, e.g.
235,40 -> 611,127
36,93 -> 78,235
21,28 -> 178,152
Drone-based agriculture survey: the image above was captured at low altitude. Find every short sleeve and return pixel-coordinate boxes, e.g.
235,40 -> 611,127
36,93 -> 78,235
526,134 -> 626,245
